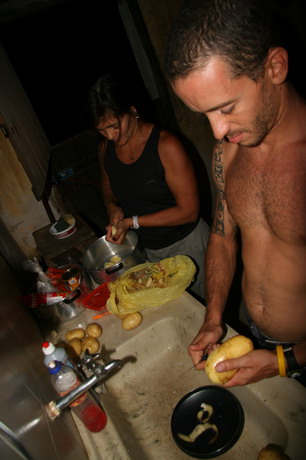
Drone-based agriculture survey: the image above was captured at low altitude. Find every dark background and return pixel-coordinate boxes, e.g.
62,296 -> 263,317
1,0 -> 305,147
0,0 -> 153,145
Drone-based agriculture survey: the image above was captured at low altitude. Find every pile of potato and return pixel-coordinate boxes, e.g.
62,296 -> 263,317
65,323 -> 103,356
64,311 -> 143,359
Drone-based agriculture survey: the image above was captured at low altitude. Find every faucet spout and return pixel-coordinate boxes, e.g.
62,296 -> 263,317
45,358 -> 123,420
103,359 -> 123,374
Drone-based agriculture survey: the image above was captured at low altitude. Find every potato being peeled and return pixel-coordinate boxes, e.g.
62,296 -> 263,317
205,335 -> 254,385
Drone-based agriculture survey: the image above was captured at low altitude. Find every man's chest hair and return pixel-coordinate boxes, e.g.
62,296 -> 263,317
224,147 -> 306,242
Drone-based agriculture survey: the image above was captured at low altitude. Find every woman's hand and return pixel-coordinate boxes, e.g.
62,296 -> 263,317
108,205 -> 124,227
105,217 -> 129,244
105,206 -> 125,243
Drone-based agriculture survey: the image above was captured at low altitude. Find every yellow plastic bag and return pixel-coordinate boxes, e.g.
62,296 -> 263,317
106,255 -> 196,315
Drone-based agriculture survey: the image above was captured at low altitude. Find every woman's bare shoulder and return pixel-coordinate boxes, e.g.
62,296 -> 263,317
158,128 -> 187,155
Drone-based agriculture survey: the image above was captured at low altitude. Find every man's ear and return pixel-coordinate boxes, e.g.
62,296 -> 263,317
266,47 -> 288,84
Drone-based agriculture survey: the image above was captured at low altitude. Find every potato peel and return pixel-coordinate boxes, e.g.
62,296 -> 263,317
197,403 -> 213,423
177,401 -> 218,444
178,422 -> 218,443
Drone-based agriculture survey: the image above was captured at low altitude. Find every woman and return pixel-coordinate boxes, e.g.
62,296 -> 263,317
87,74 -> 210,301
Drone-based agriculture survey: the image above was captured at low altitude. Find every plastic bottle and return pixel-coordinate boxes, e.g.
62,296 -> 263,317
42,341 -> 74,368
48,361 -> 107,432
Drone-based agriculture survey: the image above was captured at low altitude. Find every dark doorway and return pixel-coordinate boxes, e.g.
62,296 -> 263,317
0,0 -> 154,145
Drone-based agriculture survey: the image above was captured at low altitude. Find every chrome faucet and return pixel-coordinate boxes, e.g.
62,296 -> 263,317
45,352 -> 123,420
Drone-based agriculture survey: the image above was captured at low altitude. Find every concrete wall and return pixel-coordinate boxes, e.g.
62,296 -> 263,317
0,131 -> 50,258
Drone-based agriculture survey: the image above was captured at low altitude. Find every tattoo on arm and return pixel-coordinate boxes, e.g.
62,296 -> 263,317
213,190 -> 225,236
214,140 -> 224,185
212,140 -> 225,236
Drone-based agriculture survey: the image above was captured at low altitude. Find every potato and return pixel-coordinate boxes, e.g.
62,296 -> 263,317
104,261 -> 113,268
65,328 -> 86,342
257,444 -> 291,460
205,335 -> 254,385
121,312 -> 143,331
64,214 -> 76,226
68,338 -> 82,357
81,336 -> 100,354
111,225 -> 117,236
110,255 -> 121,264
104,255 -> 121,269
86,323 -> 102,338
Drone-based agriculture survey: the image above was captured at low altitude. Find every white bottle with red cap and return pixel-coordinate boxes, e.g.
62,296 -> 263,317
42,341 -> 73,368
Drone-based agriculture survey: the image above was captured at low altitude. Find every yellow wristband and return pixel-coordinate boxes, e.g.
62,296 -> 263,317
276,345 -> 287,377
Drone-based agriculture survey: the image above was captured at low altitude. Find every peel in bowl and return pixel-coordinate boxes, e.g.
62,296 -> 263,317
171,386 -> 244,458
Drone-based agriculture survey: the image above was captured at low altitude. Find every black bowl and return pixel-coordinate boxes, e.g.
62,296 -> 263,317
171,386 -> 244,458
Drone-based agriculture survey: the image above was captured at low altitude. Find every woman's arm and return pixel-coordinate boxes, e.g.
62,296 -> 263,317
98,139 -> 123,221
98,139 -> 125,240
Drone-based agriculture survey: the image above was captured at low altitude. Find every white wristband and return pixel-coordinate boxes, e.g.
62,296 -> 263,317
132,215 -> 140,229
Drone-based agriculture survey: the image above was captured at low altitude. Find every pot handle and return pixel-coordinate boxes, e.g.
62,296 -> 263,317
105,262 -> 123,275
64,289 -> 81,304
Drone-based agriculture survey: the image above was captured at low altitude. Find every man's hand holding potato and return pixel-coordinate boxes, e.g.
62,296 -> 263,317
214,348 -> 279,387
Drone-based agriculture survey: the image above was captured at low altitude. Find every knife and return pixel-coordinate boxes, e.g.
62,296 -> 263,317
182,352 -> 208,375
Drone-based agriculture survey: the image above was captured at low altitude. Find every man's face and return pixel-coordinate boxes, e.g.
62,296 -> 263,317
172,57 -> 279,148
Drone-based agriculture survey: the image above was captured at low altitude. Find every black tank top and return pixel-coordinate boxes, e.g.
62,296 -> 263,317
104,125 -> 197,249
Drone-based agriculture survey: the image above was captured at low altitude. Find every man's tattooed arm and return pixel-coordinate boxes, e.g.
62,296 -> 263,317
213,190 -> 225,236
212,140 -> 226,236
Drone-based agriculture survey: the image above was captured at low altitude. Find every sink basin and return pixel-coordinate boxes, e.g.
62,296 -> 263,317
58,293 -> 306,460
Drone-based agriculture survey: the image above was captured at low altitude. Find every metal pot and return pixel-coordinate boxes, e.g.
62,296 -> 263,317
35,291 -> 83,325
81,230 -> 146,284
35,264 -> 93,325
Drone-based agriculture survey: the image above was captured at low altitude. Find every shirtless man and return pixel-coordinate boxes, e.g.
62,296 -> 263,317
165,0 -> 306,386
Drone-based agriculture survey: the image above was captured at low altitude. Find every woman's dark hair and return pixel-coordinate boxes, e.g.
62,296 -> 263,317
165,0 -> 286,82
86,74 -> 134,128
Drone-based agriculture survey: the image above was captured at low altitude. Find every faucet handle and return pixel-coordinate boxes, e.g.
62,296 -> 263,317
82,351 -> 100,363
81,350 -> 103,372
